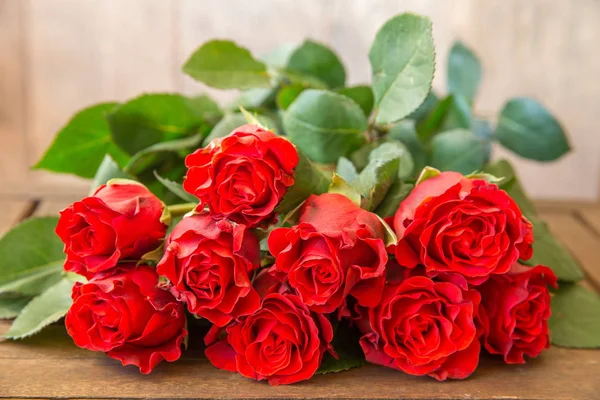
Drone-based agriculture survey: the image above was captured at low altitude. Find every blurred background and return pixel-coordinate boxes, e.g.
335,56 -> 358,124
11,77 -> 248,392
0,0 -> 599,200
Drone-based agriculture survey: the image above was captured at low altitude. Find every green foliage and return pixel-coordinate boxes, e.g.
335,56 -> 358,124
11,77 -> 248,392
282,89 -> 367,163
203,112 -> 277,146
0,295 -> 30,319
335,86 -> 375,116
495,97 -> 571,161
183,40 -> 271,89
287,40 -> 346,89
355,143 -> 403,211
34,103 -> 129,178
431,129 -> 490,174
317,322 -> 366,374
328,174 -> 362,206
369,13 -> 435,124
4,279 -> 73,339
550,284 -> 600,348
108,93 -> 210,155
91,155 -> 136,193
388,120 -> 428,173
336,157 -> 359,183
276,84 -> 305,111
0,217 -> 64,297
375,180 -> 414,218
447,41 -> 482,103
154,171 -> 198,204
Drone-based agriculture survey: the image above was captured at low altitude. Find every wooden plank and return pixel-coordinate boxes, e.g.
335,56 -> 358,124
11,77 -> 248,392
539,210 -> 600,291
0,199 -> 35,236
578,207 -> 600,236
0,343 -> 597,399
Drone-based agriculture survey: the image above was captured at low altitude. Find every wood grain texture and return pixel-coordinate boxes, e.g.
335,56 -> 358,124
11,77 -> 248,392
539,210 -> 600,291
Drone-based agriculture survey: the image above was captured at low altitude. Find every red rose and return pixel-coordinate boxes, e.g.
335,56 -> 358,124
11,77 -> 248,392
205,293 -> 333,385
156,214 -> 261,326
479,264 -> 557,363
393,171 -> 533,283
268,193 -> 388,313
56,180 -> 167,278
183,124 -> 298,227
65,265 -> 187,374
359,273 -> 481,381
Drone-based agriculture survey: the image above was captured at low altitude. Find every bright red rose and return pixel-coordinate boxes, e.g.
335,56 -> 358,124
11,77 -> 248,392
358,273 -> 481,381
268,193 -> 388,313
479,264 -> 557,364
56,180 -> 167,279
205,293 -> 334,385
65,266 -> 187,374
156,214 -> 260,326
183,124 -> 298,227
393,171 -> 533,283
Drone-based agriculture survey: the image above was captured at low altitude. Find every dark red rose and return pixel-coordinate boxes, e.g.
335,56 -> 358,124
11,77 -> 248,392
358,273 -> 481,381
393,171 -> 533,283
156,213 -> 260,326
56,180 -> 167,279
205,293 -> 333,385
268,193 -> 388,313
65,265 -> 187,374
479,264 -> 557,363
183,124 -> 298,227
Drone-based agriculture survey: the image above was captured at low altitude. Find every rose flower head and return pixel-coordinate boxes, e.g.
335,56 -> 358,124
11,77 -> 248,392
205,293 -> 333,385
56,179 -> 168,279
65,265 -> 187,374
183,124 -> 298,227
393,171 -> 533,284
157,213 -> 261,326
268,193 -> 388,314
479,263 -> 557,364
358,272 -> 481,381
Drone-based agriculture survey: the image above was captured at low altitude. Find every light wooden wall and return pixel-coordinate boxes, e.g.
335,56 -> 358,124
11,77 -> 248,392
1,0 -> 599,200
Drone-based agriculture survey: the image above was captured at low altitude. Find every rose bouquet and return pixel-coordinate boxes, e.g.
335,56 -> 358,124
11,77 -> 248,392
1,12 -> 598,385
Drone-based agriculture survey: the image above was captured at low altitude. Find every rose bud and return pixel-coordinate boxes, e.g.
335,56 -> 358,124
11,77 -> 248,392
156,213 -> 261,327
268,193 -> 388,314
65,265 -> 187,374
393,171 -> 533,284
56,179 -> 168,279
204,293 -> 334,385
183,124 -> 298,227
358,273 -> 481,381
479,264 -> 557,363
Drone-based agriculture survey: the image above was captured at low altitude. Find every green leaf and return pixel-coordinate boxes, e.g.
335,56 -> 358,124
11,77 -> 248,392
524,218 -> 585,282
34,103 -> 129,178
550,284 -> 600,348
387,120 -> 428,173
317,322 -> 366,374
0,295 -> 31,319
335,86 -> 375,116
186,94 -> 223,124
415,166 -> 441,185
416,95 -> 454,142
276,149 -> 331,214
431,129 -> 490,174
91,154 -> 136,194
276,84 -> 305,111
447,41 -> 482,103
408,91 -> 438,122
441,94 -> 472,131
484,159 -> 536,219
261,44 -> 296,68
108,93 -> 210,155
154,171 -> 198,204
355,146 -> 400,211
369,140 -> 414,180
375,181 -> 414,218
182,40 -> 271,89
4,279 -> 73,339
287,40 -> 346,89
495,97 -> 571,161
328,174 -> 362,206
336,157 -> 359,183
203,113 -> 277,146
282,89 -> 367,163
369,13 -> 435,124
124,134 -> 203,176
0,217 -> 65,296
232,88 -> 277,111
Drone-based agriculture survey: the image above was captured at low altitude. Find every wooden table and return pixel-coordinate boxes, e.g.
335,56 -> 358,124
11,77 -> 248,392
1,195 -> 599,400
